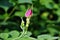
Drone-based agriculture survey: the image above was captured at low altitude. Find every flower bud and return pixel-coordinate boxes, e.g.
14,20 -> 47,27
25,9 -> 32,17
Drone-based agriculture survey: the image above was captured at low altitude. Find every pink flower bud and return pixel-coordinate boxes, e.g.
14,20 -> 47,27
25,9 -> 32,17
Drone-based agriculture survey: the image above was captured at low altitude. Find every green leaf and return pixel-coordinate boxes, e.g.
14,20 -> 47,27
40,0 -> 54,9
40,0 -> 53,5
33,7 -> 38,13
41,12 -> 49,20
20,5 -> 26,11
9,0 -> 32,5
15,12 -> 25,17
9,30 -> 19,38
17,36 -> 37,40
18,0 -> 32,4
56,9 -> 60,16
53,4 -> 59,9
58,38 -> 60,40
9,0 -> 17,5
15,5 -> 26,17
6,38 -> 14,40
0,33 -> 9,39
47,27 -> 58,35
24,31 -> 32,37
37,34 -> 53,40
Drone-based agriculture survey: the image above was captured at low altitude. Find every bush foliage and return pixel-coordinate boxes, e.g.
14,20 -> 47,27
0,0 -> 60,40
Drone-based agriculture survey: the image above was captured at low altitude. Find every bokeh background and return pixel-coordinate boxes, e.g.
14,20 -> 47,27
0,0 -> 60,40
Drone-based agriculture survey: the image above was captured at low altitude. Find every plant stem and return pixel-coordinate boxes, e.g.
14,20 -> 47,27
19,29 -> 25,38
13,29 -> 25,40
13,18 -> 30,40
3,5 -> 17,23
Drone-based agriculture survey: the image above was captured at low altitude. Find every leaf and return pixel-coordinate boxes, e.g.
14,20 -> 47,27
18,0 -> 32,4
17,36 -> 37,40
47,27 -> 58,35
58,38 -> 60,40
0,0 -> 13,9
41,12 -> 49,20
56,9 -> 60,16
0,33 -> 9,39
33,7 -> 38,13
9,30 -> 19,38
6,38 -> 14,40
9,0 -> 17,5
40,0 -> 54,9
20,5 -> 26,11
53,4 -> 59,9
14,12 -> 25,17
40,0 -> 53,5
9,0 -> 32,5
24,31 -> 32,37
37,34 -> 53,40
14,5 -> 26,17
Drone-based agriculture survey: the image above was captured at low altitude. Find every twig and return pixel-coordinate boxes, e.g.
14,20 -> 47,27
3,5 -> 17,22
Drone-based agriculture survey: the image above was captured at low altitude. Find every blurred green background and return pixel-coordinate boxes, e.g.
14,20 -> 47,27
0,0 -> 60,40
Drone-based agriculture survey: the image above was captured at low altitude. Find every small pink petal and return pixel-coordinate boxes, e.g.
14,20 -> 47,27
25,9 -> 32,17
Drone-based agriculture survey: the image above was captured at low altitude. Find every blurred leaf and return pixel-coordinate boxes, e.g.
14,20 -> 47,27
9,0 -> 32,5
17,36 -> 37,40
58,37 -> 60,40
56,9 -> 60,16
24,31 -> 32,37
20,5 -> 26,11
37,34 -> 53,40
47,27 -> 58,35
41,12 -> 49,20
15,12 -> 25,17
15,5 -> 26,17
4,29 -> 9,33
33,7 -> 38,13
9,30 -> 19,38
0,33 -> 9,39
40,0 -> 53,5
45,3 -> 53,9
53,4 -> 59,9
18,0 -> 32,4
6,38 -> 14,40
33,30 -> 40,36
9,0 -> 17,5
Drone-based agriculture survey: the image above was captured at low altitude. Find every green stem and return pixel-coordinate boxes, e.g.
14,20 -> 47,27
13,29 -> 25,40
3,5 -> 17,23
19,29 -> 25,38
13,18 -> 30,40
